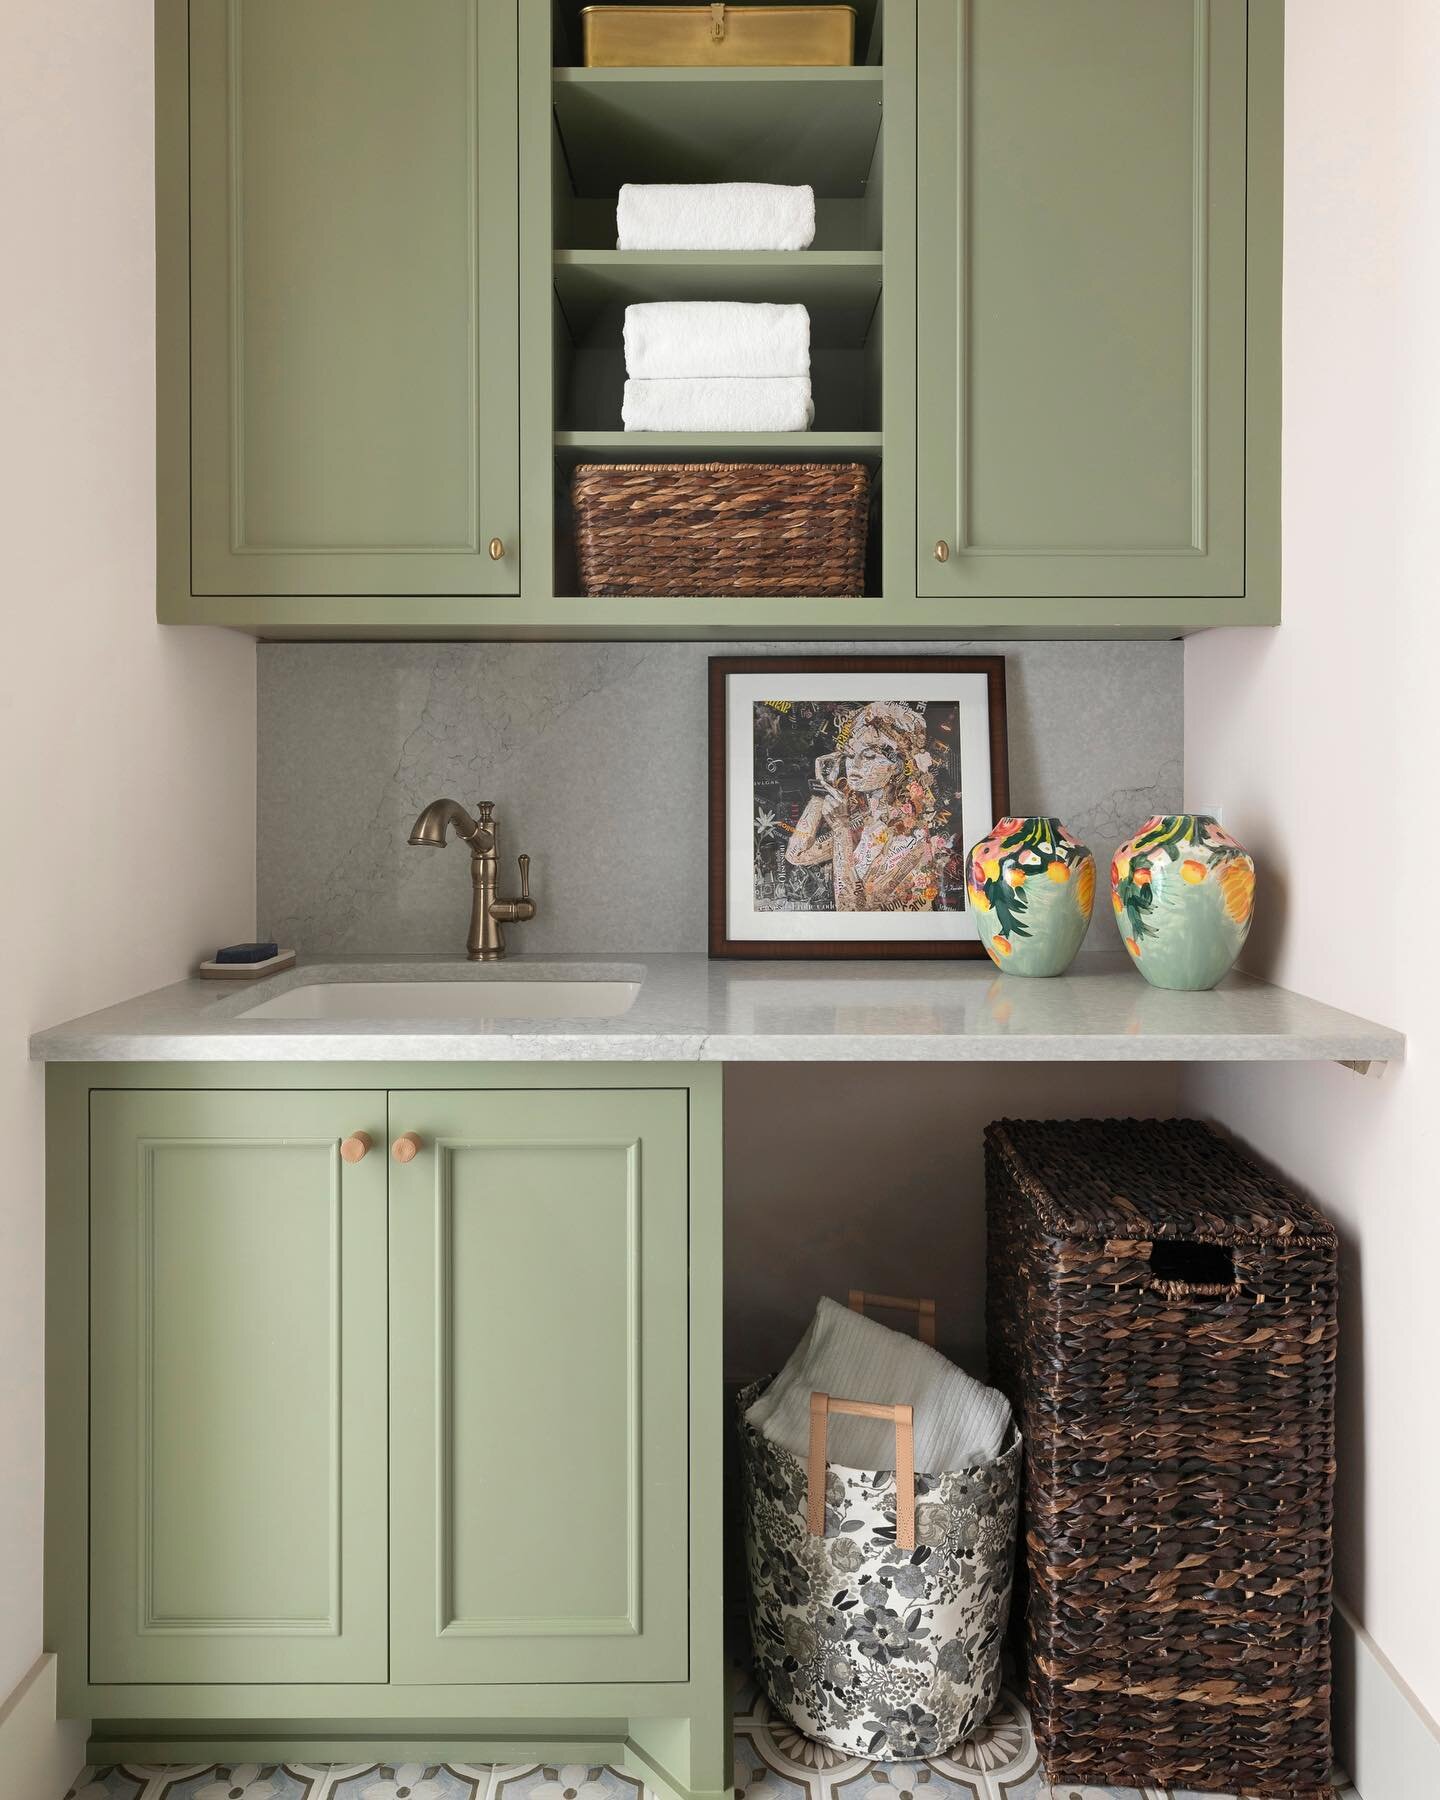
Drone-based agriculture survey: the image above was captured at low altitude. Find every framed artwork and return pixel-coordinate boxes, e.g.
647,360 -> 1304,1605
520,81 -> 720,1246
708,655 -> 1010,958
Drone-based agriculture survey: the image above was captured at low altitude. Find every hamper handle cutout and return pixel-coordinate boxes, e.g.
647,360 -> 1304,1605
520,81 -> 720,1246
807,1392 -> 916,1551
1148,1239 -> 1236,1289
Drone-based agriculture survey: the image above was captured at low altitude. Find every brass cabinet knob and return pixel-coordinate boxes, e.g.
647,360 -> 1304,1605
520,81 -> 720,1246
933,539 -> 950,563
340,1131 -> 372,1164
488,537 -> 505,560
391,1131 -> 423,1164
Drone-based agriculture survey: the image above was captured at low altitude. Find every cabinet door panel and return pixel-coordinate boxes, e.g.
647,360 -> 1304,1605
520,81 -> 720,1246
89,1090 -> 388,1684
189,0 -> 518,596
390,1089 -> 689,1683
917,0 -> 1247,598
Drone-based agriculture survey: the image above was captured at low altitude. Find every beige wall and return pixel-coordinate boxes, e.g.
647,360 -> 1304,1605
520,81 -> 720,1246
1183,0 -> 1440,1723
724,1062 -> 1181,1383
0,0 -> 256,1703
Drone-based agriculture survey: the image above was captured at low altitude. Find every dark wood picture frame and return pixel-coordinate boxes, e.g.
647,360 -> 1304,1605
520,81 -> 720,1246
709,655 -> 1010,959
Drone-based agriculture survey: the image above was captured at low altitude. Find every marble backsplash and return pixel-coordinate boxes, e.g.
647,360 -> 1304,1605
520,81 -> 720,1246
257,639 -> 1183,955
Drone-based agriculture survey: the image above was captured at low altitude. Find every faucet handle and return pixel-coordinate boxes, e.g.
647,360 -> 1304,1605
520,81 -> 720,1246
476,801 -> 495,825
489,854 -> 536,928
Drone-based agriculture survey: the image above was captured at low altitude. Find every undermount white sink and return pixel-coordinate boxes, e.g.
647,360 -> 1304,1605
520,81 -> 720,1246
239,979 -> 642,1023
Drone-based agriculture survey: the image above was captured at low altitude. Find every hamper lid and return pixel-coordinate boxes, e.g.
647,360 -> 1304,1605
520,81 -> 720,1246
985,1117 -> 1337,1245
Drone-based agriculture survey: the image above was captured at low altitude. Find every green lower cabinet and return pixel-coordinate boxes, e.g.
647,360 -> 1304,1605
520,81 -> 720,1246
88,1089 -> 390,1684
388,1087 -> 691,1684
56,1068 -> 724,1794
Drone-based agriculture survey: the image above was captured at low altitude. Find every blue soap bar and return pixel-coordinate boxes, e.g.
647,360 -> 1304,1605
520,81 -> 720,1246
214,941 -> 280,965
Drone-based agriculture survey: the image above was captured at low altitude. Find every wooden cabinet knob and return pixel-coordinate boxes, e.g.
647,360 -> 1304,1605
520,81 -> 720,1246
933,539 -> 950,562
488,537 -> 505,560
340,1131 -> 372,1164
392,1131 -> 423,1164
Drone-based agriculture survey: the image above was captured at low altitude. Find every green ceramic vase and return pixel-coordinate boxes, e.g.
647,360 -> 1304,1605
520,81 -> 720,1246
966,816 -> 1096,976
1111,814 -> 1256,989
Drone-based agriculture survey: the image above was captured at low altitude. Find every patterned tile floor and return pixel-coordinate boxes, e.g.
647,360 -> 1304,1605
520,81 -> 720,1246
63,1764 -> 642,1800
63,1676 -> 1359,1800
730,1671 -> 1358,1800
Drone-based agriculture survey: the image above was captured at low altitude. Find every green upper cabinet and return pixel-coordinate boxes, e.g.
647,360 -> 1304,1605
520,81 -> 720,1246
157,0 -> 1279,634
185,0 -> 519,597
915,0 -> 1252,601
88,1089 -> 389,1685
388,1087 -> 691,1684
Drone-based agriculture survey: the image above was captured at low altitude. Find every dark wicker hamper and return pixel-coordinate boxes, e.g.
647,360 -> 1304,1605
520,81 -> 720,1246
571,461 -> 870,596
985,1118 -> 1337,1799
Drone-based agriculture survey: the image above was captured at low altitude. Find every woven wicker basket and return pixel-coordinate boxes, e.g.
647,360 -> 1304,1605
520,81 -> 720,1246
571,462 -> 869,597
581,5 -> 856,68
984,1118 -> 1337,1800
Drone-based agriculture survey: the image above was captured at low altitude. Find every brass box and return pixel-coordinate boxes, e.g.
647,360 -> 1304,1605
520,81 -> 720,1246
580,5 -> 856,68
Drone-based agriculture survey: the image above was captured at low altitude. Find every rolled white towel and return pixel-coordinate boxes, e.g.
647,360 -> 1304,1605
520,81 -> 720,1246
624,301 -> 810,381
617,182 -> 816,252
622,376 -> 814,433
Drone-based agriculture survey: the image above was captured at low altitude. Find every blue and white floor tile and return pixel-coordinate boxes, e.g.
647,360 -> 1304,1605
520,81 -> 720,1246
64,1767 -> 644,1800
62,1689 -> 1359,1800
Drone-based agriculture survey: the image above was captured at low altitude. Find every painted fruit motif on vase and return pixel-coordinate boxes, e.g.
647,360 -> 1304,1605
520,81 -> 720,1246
966,817 -> 1096,976
1111,813 -> 1256,989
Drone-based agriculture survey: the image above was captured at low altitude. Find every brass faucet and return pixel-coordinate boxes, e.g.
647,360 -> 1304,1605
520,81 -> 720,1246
407,799 -> 536,962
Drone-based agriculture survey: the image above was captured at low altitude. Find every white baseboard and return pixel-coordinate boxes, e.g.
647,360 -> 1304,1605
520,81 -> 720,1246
0,1656 -> 87,1800
1334,1600 -> 1440,1799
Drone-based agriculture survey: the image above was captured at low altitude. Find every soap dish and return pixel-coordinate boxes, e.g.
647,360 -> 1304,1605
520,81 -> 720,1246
198,949 -> 296,981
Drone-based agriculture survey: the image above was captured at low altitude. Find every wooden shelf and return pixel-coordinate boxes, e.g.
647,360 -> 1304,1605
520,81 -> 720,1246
552,65 -> 883,85
555,430 -> 882,461
551,67 -> 884,194
553,250 -> 883,341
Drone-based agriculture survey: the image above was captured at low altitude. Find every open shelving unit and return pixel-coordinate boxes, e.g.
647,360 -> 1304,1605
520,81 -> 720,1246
548,0 -> 889,603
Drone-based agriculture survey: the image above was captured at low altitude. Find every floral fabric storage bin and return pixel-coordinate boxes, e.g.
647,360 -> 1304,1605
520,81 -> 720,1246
738,1378 -> 1020,1760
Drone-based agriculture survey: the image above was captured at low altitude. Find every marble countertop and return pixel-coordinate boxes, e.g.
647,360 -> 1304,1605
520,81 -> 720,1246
28,953 -> 1405,1065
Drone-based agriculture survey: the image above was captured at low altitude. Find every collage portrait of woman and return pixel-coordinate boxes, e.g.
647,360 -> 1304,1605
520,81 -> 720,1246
753,697 -> 965,913
711,656 -> 1008,958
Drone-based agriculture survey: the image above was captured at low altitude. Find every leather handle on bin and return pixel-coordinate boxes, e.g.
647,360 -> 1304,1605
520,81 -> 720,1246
848,1289 -> 937,1348
807,1392 -> 916,1552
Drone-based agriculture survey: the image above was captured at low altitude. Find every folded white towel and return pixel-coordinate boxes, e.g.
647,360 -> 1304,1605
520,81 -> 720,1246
624,302 -> 810,381
746,1297 -> 1012,1474
622,376 -> 814,433
617,182 -> 816,252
